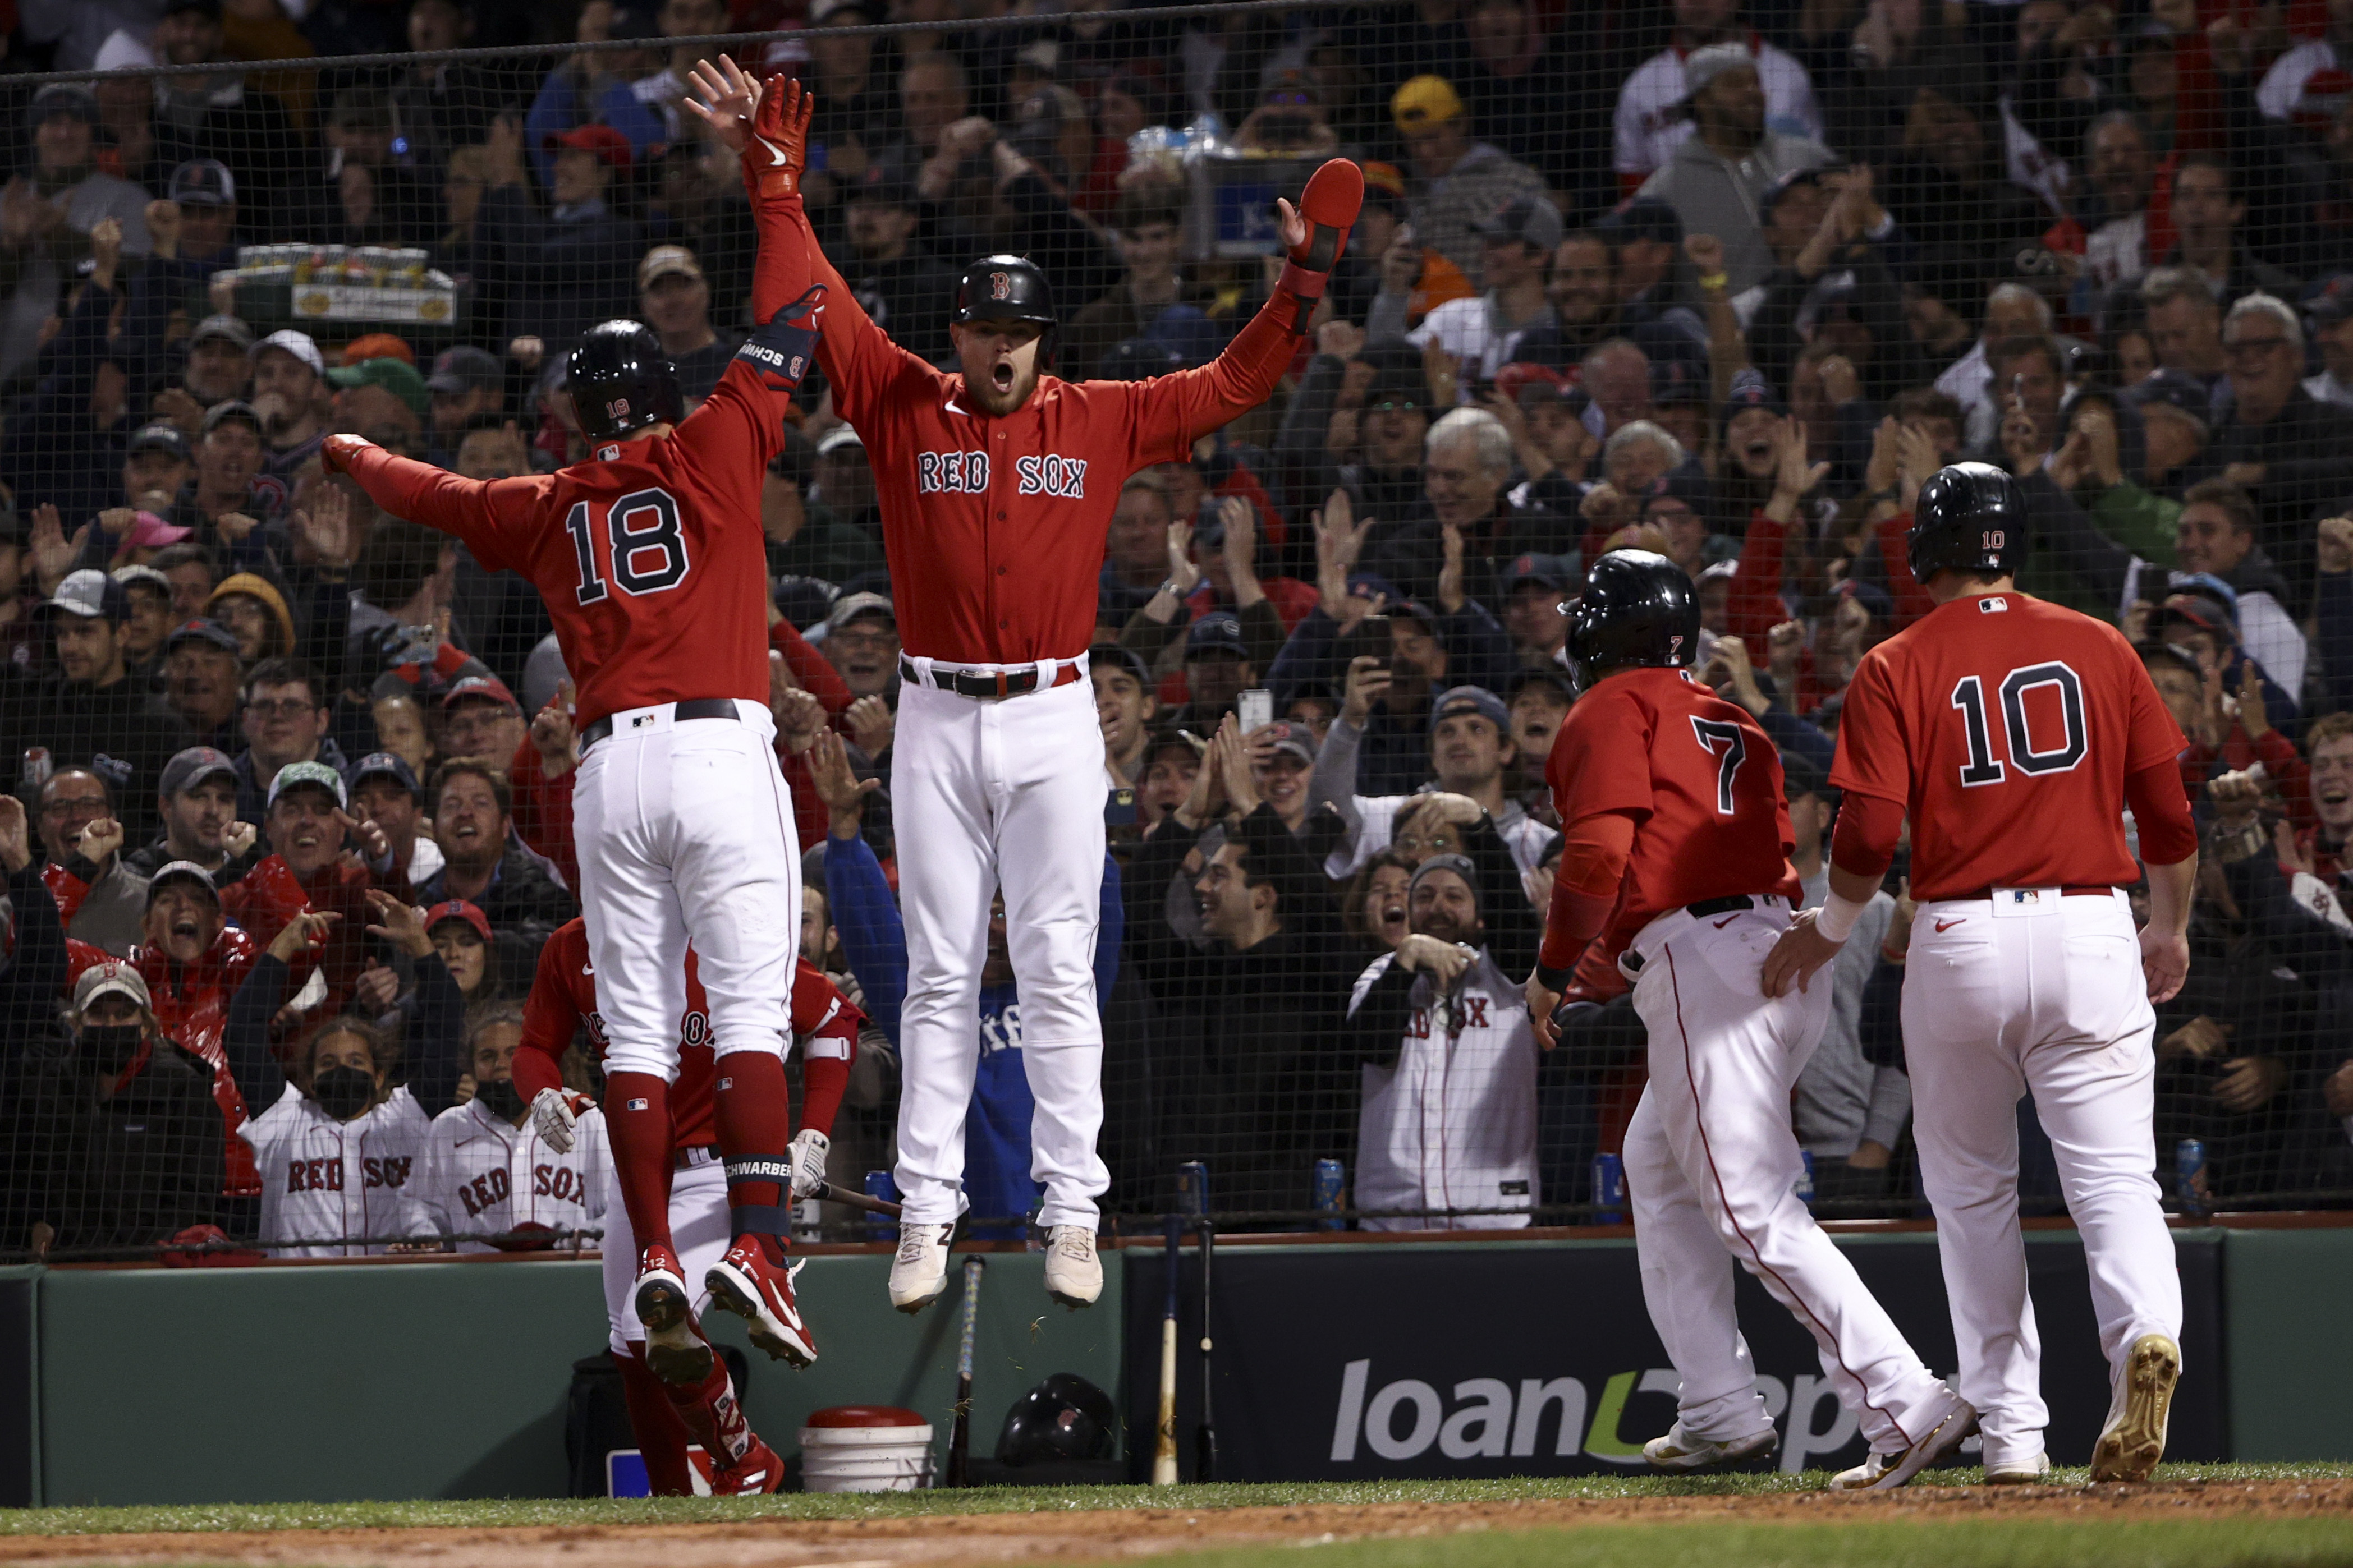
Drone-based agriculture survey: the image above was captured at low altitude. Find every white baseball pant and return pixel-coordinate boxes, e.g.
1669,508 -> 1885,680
1902,887 -> 2179,1469
573,699 -> 801,1075
600,1151 -> 730,1353
891,667 -> 1110,1229
1625,902 -> 1953,1451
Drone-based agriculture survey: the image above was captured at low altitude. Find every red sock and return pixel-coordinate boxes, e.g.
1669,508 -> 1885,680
604,1071 -> 677,1255
662,1336 -> 755,1468
714,1051 -> 793,1240
616,1345 -> 695,1496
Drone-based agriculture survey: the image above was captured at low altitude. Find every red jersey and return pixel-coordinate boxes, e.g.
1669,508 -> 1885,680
796,219 -> 1304,664
517,919 -> 860,1148
338,359 -> 788,732
1547,666 -> 1802,963
1832,590 -> 2187,902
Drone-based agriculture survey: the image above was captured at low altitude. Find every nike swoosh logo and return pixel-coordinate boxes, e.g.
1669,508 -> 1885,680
1934,918 -> 1965,932
1713,916 -> 1737,928
763,140 -> 788,167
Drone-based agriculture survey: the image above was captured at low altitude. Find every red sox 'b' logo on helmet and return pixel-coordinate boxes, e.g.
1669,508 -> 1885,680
990,271 -> 1012,301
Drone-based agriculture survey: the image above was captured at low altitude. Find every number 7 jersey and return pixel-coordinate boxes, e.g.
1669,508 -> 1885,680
333,358 -> 787,733
1831,590 -> 2187,903
1546,666 -> 1801,965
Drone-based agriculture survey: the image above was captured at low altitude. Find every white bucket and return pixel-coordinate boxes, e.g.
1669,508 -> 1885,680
797,1420 -> 936,1492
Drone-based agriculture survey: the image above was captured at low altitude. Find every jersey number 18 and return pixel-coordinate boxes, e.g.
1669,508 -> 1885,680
565,487 -> 690,606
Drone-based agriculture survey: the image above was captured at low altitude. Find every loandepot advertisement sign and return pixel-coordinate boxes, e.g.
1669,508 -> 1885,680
1121,1237 -> 2221,1482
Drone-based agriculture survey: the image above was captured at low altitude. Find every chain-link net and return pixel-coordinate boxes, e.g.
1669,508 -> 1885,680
0,0 -> 2348,1264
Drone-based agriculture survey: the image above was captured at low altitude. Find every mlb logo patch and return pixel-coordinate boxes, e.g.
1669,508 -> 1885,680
626,1098 -> 649,1111
1979,596 -> 2009,613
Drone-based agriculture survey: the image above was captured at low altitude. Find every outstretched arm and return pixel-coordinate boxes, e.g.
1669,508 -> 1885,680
322,440 -> 540,572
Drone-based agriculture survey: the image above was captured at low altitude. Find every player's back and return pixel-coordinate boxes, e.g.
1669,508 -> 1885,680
1549,666 -> 1799,960
1834,591 -> 2179,901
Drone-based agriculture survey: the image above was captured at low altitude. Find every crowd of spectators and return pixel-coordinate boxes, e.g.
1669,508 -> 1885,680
3,0 -> 2353,1254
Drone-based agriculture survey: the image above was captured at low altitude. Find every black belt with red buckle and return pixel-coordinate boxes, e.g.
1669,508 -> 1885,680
579,698 -> 741,752
900,655 -> 1084,700
1946,884 -> 2117,903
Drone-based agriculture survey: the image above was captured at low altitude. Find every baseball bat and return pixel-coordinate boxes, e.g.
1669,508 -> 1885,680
808,1179 -> 902,1218
1195,1213 -> 1218,1483
1151,1213 -> 1180,1485
946,1254 -> 983,1487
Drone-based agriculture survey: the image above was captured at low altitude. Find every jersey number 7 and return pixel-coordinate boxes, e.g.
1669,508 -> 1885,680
1691,717 -> 1747,815
1950,662 -> 2088,787
566,486 -> 691,606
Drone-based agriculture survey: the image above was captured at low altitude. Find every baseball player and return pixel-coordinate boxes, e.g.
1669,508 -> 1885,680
1765,464 -> 2200,1485
515,916 -> 861,1497
684,56 -> 1366,1312
1525,551 -> 1971,1490
322,81 -> 831,1379
415,1001 -> 611,1252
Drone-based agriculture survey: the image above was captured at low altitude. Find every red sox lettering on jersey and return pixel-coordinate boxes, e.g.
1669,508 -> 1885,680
418,1096 -> 611,1252
239,1086 -> 432,1257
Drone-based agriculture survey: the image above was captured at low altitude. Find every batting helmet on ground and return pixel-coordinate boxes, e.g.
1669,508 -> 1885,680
1909,461 -> 2028,583
994,1373 -> 1117,1466
567,320 -> 684,444
1566,549 -> 1701,688
952,255 -> 1059,370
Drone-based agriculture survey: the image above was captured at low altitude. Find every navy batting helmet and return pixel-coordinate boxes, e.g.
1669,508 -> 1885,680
1566,549 -> 1700,689
994,1373 -> 1117,1466
953,255 -> 1058,370
1909,461 -> 2028,583
567,320 -> 684,444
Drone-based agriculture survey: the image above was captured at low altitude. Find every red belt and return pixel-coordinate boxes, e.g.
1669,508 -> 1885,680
1943,884 -> 2117,903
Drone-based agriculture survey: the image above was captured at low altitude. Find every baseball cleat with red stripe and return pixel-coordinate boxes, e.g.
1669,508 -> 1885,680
705,1239 -> 818,1367
708,1437 -> 783,1496
633,1243 -> 712,1385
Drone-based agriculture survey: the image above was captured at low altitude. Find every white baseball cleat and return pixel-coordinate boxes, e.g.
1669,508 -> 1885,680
1043,1225 -> 1102,1308
1828,1387 -> 1977,1491
888,1221 -> 953,1314
1642,1425 -> 1777,1472
1984,1451 -> 2052,1484
2090,1332 -> 2180,1484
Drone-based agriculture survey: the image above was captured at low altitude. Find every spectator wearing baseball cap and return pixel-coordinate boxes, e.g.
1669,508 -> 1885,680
1311,680 -> 1554,889
441,674 -> 528,771
327,358 -> 429,456
1250,719 -> 1320,835
1091,642 -> 1159,787
1387,73 -> 1551,291
764,426 -> 887,588
0,85 -> 150,389
1387,196 -> 1565,391
423,900 -> 501,1003
160,619 -> 245,752
1163,611 -> 1259,732
1,571 -> 193,847
246,330 -> 329,480
841,151 -> 970,367
484,119 -> 645,358
425,347 -> 507,462
11,954 -> 227,1254
168,404 -> 282,568
639,245 -> 741,401
219,755 -> 397,1022
122,424 -> 195,517
1498,553 -> 1574,670
2302,277 -> 2353,410
128,746 -> 254,882
177,315 -> 255,413
350,751 -> 444,896
822,593 -> 901,702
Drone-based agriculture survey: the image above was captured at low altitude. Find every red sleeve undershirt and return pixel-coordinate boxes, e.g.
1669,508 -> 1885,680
2124,757 -> 2200,867
1538,812 -> 1637,978
1828,790 -> 1905,881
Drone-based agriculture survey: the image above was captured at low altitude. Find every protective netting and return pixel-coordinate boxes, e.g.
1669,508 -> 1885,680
0,0 -> 2348,1262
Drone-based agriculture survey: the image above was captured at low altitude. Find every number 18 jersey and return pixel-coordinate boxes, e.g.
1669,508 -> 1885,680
1547,666 -> 1802,965
1831,590 -> 2186,903
336,359 -> 787,732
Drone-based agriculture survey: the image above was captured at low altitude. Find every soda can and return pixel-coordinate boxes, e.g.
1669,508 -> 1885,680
1176,1160 -> 1210,1220
1311,1158 -> 1346,1230
1795,1149 -> 1817,1204
1591,1152 -> 1625,1224
863,1168 -> 898,1239
2175,1139 -> 2209,1217
20,747 -> 50,789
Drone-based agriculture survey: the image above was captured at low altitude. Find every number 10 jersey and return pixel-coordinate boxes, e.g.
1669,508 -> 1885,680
1831,590 -> 2187,903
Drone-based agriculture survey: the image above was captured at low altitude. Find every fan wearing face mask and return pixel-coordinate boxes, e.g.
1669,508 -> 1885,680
412,1001 -> 609,1254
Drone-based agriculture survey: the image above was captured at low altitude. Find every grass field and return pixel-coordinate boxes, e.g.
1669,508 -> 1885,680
3,1465 -> 2351,1568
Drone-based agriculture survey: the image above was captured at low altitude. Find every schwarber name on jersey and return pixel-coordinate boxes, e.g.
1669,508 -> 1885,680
334,358 -> 790,732
800,233 -> 1305,665
1832,591 -> 2187,902
1548,667 -> 1802,963
238,1084 -> 430,1257
416,1097 -> 610,1252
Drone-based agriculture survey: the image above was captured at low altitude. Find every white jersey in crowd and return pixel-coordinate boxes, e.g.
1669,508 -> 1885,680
2256,39 -> 2346,121
1612,39 -> 1820,178
1409,295 -> 1553,396
1324,794 -> 1555,887
415,1097 -> 611,1252
238,1084 -> 432,1258
1348,946 -> 1539,1230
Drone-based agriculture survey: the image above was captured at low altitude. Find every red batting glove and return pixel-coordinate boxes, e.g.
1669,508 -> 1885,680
1274,158 -> 1365,333
321,433 -> 375,475
742,75 -> 814,207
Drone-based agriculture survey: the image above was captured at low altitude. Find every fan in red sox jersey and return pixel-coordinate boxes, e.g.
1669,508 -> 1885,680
1524,551 -> 1973,1491
322,81 -> 831,1385
685,56 -> 1364,1314
1764,463 -> 2200,1486
515,916 -> 862,1498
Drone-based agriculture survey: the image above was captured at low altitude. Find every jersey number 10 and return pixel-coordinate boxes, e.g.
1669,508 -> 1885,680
566,487 -> 690,606
1950,661 -> 2088,787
